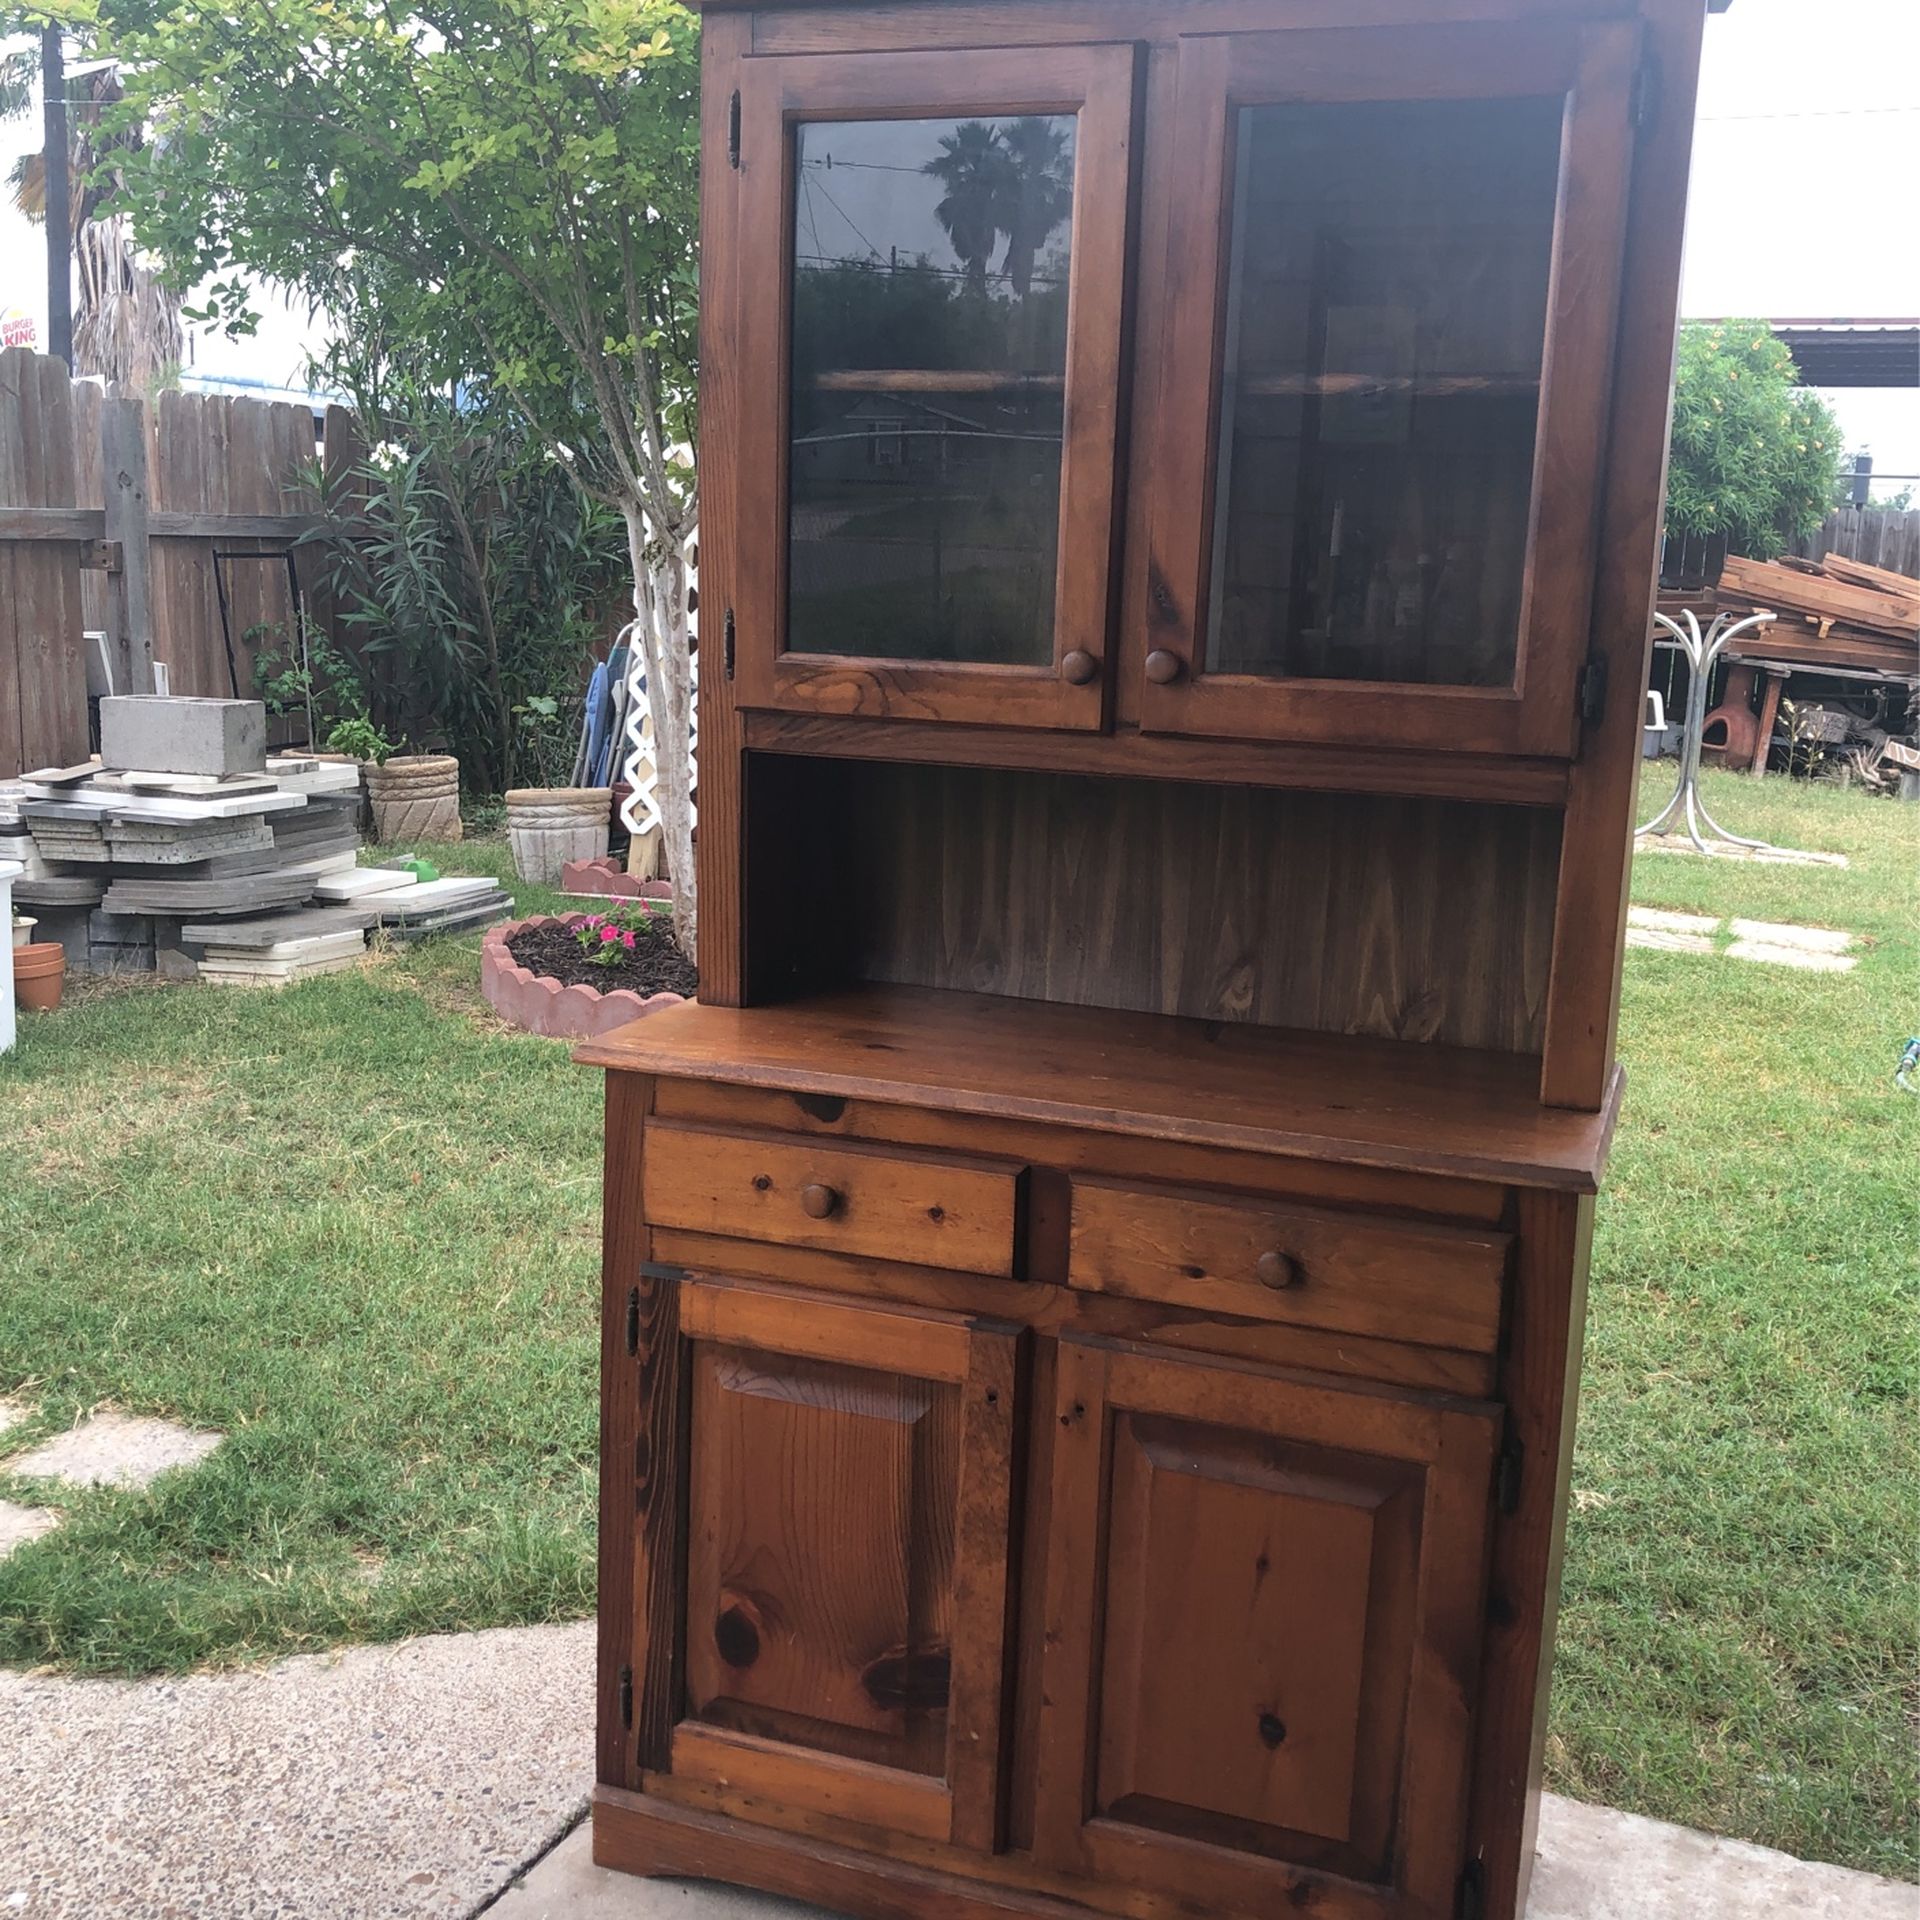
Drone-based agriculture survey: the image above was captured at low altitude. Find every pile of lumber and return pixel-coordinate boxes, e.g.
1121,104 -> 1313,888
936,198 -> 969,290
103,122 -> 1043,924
1717,552 -> 1920,677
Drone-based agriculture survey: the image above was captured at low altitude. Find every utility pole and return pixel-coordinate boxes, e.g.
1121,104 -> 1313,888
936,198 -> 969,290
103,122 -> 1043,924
42,25 -> 73,367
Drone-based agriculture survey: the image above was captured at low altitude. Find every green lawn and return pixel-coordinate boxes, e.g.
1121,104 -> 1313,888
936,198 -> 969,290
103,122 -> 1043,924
1,777 -> 1914,1877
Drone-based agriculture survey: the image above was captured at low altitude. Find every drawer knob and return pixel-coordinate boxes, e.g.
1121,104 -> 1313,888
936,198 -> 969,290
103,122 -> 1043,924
1255,1250 -> 1303,1290
799,1182 -> 840,1220
1060,647 -> 1100,686
1144,648 -> 1184,686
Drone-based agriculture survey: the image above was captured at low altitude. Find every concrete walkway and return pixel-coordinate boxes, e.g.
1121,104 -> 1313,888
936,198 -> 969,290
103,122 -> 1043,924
2,1618 -> 1912,1920
489,1801 -> 1916,1920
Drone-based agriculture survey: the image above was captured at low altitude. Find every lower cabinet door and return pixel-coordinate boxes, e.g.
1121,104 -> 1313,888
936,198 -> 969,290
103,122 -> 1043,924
654,1276 -> 1019,1853
1033,1334 -> 1499,1919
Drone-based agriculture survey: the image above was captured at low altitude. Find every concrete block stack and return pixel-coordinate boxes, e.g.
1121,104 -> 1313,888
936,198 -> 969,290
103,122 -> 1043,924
14,697 -> 510,986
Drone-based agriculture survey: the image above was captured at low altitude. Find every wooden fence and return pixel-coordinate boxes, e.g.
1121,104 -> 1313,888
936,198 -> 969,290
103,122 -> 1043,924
1789,507 -> 1920,579
0,347 -> 322,779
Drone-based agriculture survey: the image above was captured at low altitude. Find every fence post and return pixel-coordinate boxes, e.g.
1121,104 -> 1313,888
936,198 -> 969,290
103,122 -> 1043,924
102,393 -> 154,695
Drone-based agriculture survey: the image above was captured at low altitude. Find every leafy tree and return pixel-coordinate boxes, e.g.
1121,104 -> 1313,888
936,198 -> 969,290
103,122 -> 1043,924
37,0 -> 705,953
1664,319 -> 1843,560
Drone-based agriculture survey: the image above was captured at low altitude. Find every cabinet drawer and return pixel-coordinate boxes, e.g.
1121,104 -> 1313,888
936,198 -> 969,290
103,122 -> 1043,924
642,1121 -> 1022,1277
1069,1180 -> 1508,1354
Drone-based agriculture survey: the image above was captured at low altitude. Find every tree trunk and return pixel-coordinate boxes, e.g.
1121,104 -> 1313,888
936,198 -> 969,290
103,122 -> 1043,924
623,500 -> 698,964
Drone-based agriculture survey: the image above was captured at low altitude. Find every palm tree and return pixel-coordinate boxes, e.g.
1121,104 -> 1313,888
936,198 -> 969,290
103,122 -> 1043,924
0,49 -> 184,390
995,117 -> 1074,301
922,121 -> 1010,298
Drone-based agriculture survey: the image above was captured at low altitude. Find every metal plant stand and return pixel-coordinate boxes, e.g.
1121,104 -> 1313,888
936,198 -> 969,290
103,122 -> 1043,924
1639,606 -> 1779,852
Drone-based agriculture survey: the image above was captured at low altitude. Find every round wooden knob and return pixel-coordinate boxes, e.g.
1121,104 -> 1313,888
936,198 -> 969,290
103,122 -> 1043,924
1255,1250 -> 1303,1290
1144,649 -> 1184,685
1060,648 -> 1100,686
799,1183 -> 840,1220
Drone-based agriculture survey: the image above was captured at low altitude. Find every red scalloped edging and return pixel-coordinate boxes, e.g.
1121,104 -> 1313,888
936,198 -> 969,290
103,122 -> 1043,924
480,914 -> 686,1039
561,858 -> 675,902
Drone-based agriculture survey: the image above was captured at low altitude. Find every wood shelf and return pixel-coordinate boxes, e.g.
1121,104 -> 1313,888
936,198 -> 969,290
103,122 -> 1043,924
577,984 -> 1620,1191
1237,371 -> 1540,398
807,369 -> 1066,394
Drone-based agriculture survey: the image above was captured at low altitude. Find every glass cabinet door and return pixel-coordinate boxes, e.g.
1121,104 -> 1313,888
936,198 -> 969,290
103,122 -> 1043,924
1139,21 -> 1640,757
733,47 -> 1136,729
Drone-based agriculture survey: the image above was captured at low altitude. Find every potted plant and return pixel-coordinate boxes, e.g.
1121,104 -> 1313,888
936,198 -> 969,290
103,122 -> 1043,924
331,720 -> 463,846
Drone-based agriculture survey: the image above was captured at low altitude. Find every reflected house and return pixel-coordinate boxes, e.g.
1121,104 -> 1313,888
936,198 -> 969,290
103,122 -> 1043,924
793,389 -> 1012,488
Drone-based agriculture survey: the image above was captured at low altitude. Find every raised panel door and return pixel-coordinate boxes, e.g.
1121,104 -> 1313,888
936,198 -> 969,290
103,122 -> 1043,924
648,1277 -> 1019,1851
1033,1334 -> 1499,1917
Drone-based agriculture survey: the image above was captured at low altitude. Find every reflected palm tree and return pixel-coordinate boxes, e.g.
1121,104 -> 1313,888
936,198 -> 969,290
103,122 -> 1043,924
996,118 -> 1073,301
922,121 -> 1008,298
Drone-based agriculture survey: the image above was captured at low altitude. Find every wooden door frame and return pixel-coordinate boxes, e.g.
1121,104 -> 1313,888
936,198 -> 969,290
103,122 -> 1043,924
1136,18 -> 1641,759
731,43 -> 1139,730
1032,1333 -> 1499,1917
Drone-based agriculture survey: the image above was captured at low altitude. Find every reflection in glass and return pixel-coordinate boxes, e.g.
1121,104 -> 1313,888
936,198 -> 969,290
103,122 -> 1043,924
1206,98 -> 1563,687
787,115 -> 1075,665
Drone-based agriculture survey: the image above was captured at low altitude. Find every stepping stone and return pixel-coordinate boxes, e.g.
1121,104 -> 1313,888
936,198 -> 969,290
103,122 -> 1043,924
3,1411 -> 223,1490
1625,906 -> 1716,955
0,1400 -> 29,1437
1726,938 -> 1858,974
1727,917 -> 1853,954
0,1501 -> 59,1561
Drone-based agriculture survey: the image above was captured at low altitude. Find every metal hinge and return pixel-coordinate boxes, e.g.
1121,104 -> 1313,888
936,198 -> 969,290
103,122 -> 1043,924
624,1286 -> 640,1356
727,89 -> 741,168
1456,1859 -> 1486,1920
723,606 -> 736,680
1631,52 -> 1659,133
1496,1431 -> 1525,1515
618,1665 -> 634,1729
1578,655 -> 1608,731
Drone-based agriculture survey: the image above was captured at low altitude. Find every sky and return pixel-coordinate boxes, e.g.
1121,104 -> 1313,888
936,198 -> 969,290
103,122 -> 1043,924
0,0 -> 1914,462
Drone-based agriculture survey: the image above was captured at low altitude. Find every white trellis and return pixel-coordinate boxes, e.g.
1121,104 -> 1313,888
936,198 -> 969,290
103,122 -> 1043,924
617,557 -> 698,875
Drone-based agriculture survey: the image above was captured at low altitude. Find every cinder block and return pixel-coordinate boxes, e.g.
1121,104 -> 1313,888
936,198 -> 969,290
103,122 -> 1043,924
88,942 -> 157,975
99,697 -> 267,777
88,909 -> 157,943
32,906 -> 90,968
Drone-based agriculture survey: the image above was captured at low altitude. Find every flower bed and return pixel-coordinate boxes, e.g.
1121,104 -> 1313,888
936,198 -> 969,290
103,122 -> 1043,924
480,912 -> 692,1039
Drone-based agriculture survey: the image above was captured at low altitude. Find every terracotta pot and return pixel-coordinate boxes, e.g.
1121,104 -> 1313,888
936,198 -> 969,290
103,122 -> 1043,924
13,940 -> 65,1012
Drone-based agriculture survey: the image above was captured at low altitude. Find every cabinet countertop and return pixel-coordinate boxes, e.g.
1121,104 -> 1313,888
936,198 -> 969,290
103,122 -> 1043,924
576,985 -> 1621,1192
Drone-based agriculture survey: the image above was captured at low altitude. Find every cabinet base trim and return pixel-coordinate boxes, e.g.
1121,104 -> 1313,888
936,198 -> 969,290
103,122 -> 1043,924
594,1788 -> 1095,1920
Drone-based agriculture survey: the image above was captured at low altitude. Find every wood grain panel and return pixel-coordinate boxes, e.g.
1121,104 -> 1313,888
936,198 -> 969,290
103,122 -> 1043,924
644,1120 -> 1023,1276
1033,1334 -> 1498,1915
669,1277 -> 1020,1848
1069,1179 -> 1509,1353
685,1342 -> 959,1775
833,762 -> 1560,1054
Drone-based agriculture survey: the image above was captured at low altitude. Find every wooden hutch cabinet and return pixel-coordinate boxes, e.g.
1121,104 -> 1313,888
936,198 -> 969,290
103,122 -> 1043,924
581,2 -> 1710,1918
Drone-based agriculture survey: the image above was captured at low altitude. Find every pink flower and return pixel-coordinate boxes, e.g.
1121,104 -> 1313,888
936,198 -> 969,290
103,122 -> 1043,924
621,930 -> 637,950
599,924 -> 619,944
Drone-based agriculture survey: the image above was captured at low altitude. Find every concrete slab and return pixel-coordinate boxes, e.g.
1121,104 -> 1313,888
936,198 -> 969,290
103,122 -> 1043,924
0,1621 -> 594,1920
1529,1793 -> 1916,1918
2,1410 -> 222,1490
485,1797 -> 1919,1920
1725,939 -> 1858,974
0,1501 -> 59,1561
1726,918 -> 1854,954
